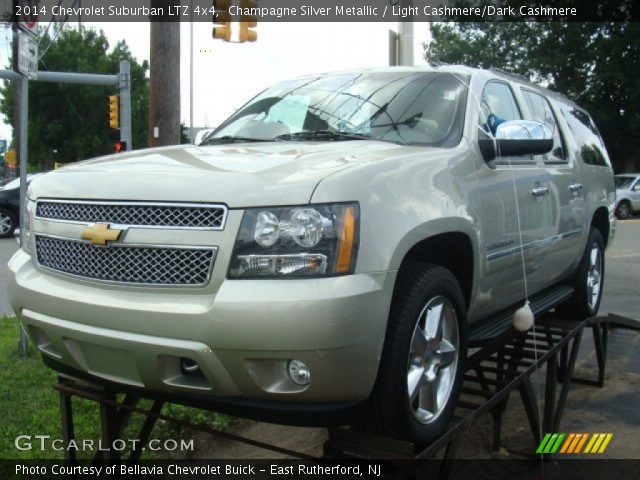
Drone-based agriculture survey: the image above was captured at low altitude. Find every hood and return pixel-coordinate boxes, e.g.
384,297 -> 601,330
29,142 -> 421,207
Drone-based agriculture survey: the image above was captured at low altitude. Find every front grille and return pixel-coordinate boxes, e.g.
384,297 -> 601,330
35,201 -> 227,229
35,236 -> 216,286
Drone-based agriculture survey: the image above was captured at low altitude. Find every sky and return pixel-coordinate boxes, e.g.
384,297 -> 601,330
0,21 -> 431,143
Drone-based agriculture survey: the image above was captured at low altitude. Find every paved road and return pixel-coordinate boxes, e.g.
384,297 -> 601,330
0,221 -> 638,318
599,219 -> 640,319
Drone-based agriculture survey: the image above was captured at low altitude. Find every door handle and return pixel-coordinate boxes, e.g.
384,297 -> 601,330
531,186 -> 549,197
569,183 -> 583,192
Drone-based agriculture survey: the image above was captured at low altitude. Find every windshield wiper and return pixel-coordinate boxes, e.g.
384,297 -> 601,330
275,130 -> 373,142
200,135 -> 270,145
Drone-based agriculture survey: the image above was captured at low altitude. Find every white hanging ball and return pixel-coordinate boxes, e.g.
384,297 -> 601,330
513,301 -> 534,332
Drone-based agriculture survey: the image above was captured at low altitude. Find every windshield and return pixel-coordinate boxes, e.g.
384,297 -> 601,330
205,72 -> 469,147
615,176 -> 636,189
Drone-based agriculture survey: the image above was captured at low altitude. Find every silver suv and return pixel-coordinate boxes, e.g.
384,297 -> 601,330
8,66 -> 615,445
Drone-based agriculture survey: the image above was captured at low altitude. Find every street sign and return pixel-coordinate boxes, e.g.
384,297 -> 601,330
18,0 -> 39,37
17,31 -> 38,79
19,19 -> 38,37
4,148 -> 16,168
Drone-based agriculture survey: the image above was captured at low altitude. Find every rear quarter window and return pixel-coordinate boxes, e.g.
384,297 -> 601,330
521,89 -> 566,164
560,105 -> 610,167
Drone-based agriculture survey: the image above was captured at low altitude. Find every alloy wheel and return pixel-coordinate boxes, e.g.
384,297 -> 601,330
618,203 -> 630,219
0,212 -> 12,235
586,242 -> 602,311
407,295 -> 459,425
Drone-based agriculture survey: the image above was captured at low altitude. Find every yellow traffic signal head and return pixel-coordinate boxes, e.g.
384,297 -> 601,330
213,23 -> 231,41
213,0 -> 230,10
239,22 -> 257,43
238,0 -> 258,42
108,95 -> 119,129
213,0 -> 232,42
240,0 -> 257,9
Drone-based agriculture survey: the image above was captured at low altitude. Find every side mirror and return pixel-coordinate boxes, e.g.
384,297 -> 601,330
194,128 -> 215,146
479,120 -> 554,162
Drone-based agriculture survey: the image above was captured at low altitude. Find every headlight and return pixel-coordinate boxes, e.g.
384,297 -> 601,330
229,203 -> 359,278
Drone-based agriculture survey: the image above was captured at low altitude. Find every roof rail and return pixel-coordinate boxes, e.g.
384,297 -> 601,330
426,59 -> 451,67
488,67 -> 530,83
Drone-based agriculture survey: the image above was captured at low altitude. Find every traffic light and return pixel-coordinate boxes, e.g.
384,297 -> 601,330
213,0 -> 231,41
108,95 -> 119,129
114,141 -> 127,153
239,0 -> 258,43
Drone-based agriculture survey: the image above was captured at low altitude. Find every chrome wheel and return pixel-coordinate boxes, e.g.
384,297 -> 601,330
586,242 -> 602,311
0,212 -> 12,235
407,295 -> 459,425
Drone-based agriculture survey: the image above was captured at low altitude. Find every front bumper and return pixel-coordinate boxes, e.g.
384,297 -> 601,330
8,249 -> 396,415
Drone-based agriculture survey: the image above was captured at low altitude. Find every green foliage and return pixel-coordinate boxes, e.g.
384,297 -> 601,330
0,27 -> 149,171
425,22 -> 640,172
0,317 -> 232,459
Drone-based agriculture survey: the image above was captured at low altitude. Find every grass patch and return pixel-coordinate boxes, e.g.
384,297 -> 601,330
0,317 -> 233,459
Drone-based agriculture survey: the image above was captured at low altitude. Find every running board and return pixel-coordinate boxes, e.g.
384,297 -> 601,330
468,285 -> 575,346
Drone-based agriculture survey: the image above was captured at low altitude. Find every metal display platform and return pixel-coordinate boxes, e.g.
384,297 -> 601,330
52,313 -> 639,467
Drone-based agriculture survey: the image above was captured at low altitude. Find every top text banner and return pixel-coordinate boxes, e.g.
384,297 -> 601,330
6,0 -> 639,22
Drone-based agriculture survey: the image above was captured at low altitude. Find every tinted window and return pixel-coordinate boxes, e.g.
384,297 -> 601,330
479,82 -> 521,135
522,89 -> 565,163
615,176 -> 637,189
561,106 -> 609,167
208,72 -> 469,147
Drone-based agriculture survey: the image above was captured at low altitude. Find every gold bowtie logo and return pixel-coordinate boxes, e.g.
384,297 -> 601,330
81,223 -> 123,246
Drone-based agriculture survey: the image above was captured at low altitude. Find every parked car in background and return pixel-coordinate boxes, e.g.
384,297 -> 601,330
614,174 -> 640,219
0,174 -> 41,238
8,66 -> 615,446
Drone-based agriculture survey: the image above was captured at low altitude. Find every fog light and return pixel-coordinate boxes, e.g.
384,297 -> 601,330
287,359 -> 311,386
180,357 -> 200,373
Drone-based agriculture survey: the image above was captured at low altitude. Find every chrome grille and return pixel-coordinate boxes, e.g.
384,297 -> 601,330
35,236 -> 216,286
35,201 -> 227,229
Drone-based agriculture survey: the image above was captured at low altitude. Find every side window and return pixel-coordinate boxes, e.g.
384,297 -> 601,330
561,106 -> 610,167
521,89 -> 566,164
479,82 -> 521,135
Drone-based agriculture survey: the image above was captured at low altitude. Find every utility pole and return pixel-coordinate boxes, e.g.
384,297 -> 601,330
397,0 -> 414,66
149,0 -> 181,147
12,1 -> 29,356
389,30 -> 398,66
189,0 -> 194,142
118,61 -> 132,150
11,20 -> 20,177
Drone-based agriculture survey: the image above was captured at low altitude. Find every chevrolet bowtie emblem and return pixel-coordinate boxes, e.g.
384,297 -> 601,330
81,223 -> 123,246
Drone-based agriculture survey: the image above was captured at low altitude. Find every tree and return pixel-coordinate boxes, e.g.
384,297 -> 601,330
425,22 -> 640,172
0,27 -> 149,171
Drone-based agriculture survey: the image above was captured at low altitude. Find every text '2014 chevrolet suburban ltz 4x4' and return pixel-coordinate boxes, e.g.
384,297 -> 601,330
8,66 -> 615,445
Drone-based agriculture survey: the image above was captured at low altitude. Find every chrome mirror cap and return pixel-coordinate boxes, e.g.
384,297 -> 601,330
495,120 -> 553,141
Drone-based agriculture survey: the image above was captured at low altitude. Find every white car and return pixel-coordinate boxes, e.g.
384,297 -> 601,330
615,174 -> 640,219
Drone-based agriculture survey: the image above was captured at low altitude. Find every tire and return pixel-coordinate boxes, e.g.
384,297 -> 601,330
557,228 -> 604,320
363,262 -> 467,446
0,208 -> 16,238
615,201 -> 631,220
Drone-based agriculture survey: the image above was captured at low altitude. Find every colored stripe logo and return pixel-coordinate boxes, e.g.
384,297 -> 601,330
536,433 -> 613,454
